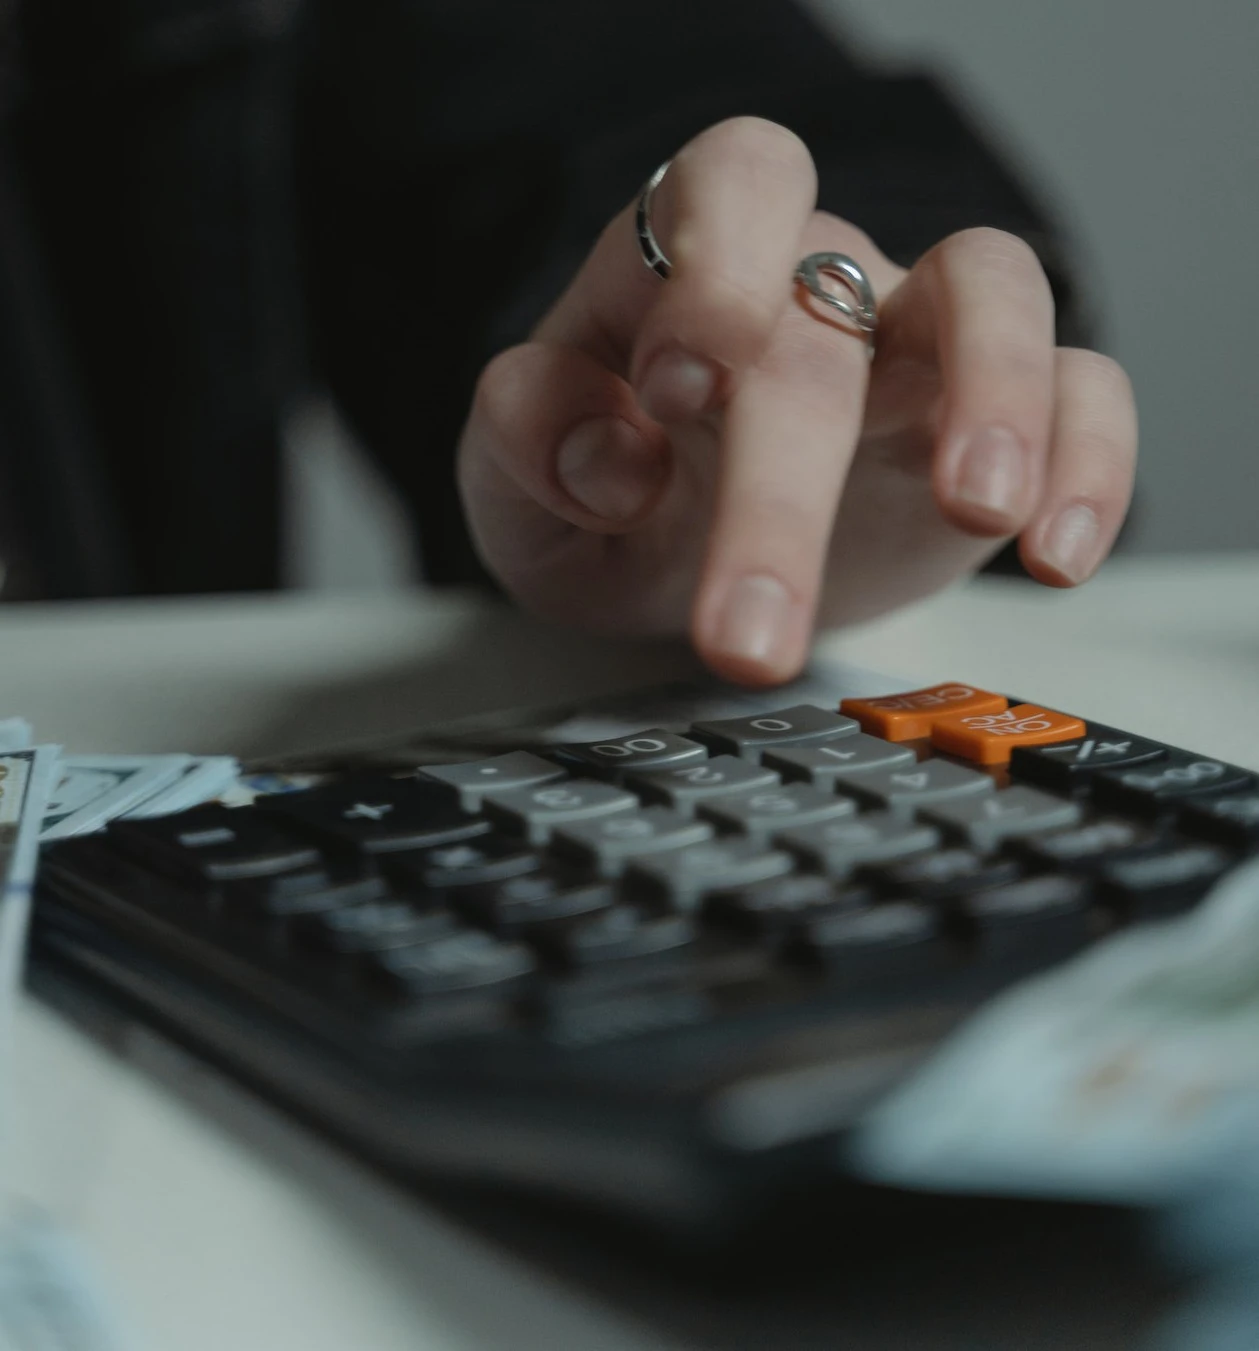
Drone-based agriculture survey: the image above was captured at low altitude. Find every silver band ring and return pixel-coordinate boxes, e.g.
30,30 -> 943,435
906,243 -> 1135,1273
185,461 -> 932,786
635,160 -> 878,343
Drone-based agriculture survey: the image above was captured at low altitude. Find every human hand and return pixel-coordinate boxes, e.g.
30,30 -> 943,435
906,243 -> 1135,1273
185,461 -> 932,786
457,117 -> 1136,686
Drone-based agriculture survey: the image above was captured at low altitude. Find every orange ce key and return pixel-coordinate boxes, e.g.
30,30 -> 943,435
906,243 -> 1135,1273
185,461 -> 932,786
931,704 -> 1087,765
840,684 -> 1008,741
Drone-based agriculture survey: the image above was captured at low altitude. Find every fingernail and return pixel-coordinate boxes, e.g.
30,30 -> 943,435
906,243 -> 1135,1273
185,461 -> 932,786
1040,502 -> 1102,583
713,574 -> 793,667
954,425 -> 1026,520
636,348 -> 720,423
555,418 -> 665,521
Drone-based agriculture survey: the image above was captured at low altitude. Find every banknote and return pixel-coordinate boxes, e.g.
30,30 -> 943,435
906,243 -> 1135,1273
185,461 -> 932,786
120,755 -> 240,819
40,756 -> 190,841
0,723 -> 32,755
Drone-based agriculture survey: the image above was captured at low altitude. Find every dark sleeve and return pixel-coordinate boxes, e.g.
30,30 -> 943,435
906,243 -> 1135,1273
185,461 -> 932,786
298,0 -> 1099,586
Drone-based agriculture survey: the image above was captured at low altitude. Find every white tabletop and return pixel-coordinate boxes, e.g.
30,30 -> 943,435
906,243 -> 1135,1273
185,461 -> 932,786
8,553 -> 1259,1351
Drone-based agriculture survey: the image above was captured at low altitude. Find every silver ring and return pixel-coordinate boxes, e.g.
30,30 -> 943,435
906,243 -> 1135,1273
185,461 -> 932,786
635,161 -> 878,343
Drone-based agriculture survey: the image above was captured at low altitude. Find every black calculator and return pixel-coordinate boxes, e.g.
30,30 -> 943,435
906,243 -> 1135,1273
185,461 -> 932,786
31,679 -> 1259,1235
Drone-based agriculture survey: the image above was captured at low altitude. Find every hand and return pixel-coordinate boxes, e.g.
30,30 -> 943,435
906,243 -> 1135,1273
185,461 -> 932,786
457,117 -> 1136,687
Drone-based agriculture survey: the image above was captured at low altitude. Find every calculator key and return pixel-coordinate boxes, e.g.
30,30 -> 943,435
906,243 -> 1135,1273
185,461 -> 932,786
388,837 -> 542,892
792,903 -> 943,983
963,875 -> 1095,960
1096,845 -> 1234,920
1179,792 -> 1259,849
870,849 -> 1021,903
920,786 -> 1082,852
297,901 -> 454,955
1014,818 -> 1165,872
628,755 -> 780,812
110,806 -> 322,884
777,813 -> 940,878
453,874 -> 615,935
1094,752 -> 1255,814
369,932 -> 536,999
930,705 -> 1086,766
1009,728 -> 1165,792
222,871 -> 388,922
262,778 -> 490,855
763,735 -> 915,785
689,705 -> 859,759
626,838 -> 794,912
549,730 -> 707,779
698,784 -> 857,843
482,780 -> 637,844
840,684 -> 1007,742
551,808 -> 714,876
833,759 -> 994,817
416,752 -> 565,810
703,875 -> 870,936
544,906 -> 695,969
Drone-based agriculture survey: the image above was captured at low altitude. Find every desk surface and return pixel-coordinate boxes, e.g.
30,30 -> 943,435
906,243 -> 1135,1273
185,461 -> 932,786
8,554 -> 1259,1351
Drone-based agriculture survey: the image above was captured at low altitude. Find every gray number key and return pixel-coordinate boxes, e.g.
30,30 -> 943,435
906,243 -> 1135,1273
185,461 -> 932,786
835,758 -> 994,817
628,755 -> 780,813
777,812 -> 939,878
552,807 -> 715,876
690,705 -> 859,760
764,735 -> 915,785
551,729 -> 706,780
418,751 -> 565,810
921,785 -> 1082,852
698,783 -> 856,843
483,779 -> 636,845
626,838 -> 795,911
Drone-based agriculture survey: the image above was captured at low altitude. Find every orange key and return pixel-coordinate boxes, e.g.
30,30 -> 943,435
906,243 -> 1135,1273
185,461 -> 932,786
930,704 -> 1087,765
840,684 -> 1008,741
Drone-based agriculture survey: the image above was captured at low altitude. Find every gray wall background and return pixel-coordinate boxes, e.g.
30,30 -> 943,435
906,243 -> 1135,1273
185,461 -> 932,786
291,0 -> 1259,589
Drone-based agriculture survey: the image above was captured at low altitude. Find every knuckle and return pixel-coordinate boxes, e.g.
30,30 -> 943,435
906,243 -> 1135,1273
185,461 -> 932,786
809,210 -> 878,259
939,227 -> 1047,288
695,116 -> 816,183
1058,347 -> 1135,404
473,344 -> 535,421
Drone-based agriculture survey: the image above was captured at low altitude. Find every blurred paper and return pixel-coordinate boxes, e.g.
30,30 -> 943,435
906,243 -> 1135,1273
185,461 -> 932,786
848,855 -> 1259,1204
0,724 -> 32,755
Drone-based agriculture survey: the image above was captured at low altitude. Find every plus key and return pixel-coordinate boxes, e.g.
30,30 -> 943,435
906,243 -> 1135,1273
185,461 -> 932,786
1010,724 -> 1166,792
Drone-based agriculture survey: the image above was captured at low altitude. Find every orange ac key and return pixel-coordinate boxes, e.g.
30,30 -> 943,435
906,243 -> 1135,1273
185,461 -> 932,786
931,704 -> 1086,765
840,683 -> 1008,741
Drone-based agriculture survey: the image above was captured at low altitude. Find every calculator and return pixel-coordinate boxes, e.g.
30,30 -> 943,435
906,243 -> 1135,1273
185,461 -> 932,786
30,679 -> 1259,1235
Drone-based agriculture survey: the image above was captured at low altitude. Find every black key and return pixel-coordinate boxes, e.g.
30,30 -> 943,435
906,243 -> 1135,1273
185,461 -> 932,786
777,812 -> 939,878
690,705 -> 859,760
628,755 -> 780,812
704,875 -> 870,936
452,873 -> 614,935
110,806 -> 322,884
1180,791 -> 1259,850
1094,753 -> 1255,815
387,837 -> 542,892
261,777 -> 490,855
222,871 -> 388,922
1010,726 -> 1165,792
834,759 -> 994,817
871,849 -> 1021,903
368,932 -> 536,1000
626,838 -> 794,912
1015,817 -> 1165,872
482,779 -> 637,845
698,783 -> 856,843
545,906 -> 695,968
551,808 -> 714,876
416,752 -> 564,810
549,730 -> 707,779
921,786 -> 1081,853
1097,845 -> 1234,920
792,902 -> 943,984
764,735 -> 915,785
963,875 -> 1096,961
297,901 -> 454,955
542,987 -> 712,1048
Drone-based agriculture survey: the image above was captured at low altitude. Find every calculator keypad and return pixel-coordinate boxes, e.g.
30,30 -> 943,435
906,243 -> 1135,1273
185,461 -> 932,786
49,693 -> 1257,1051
